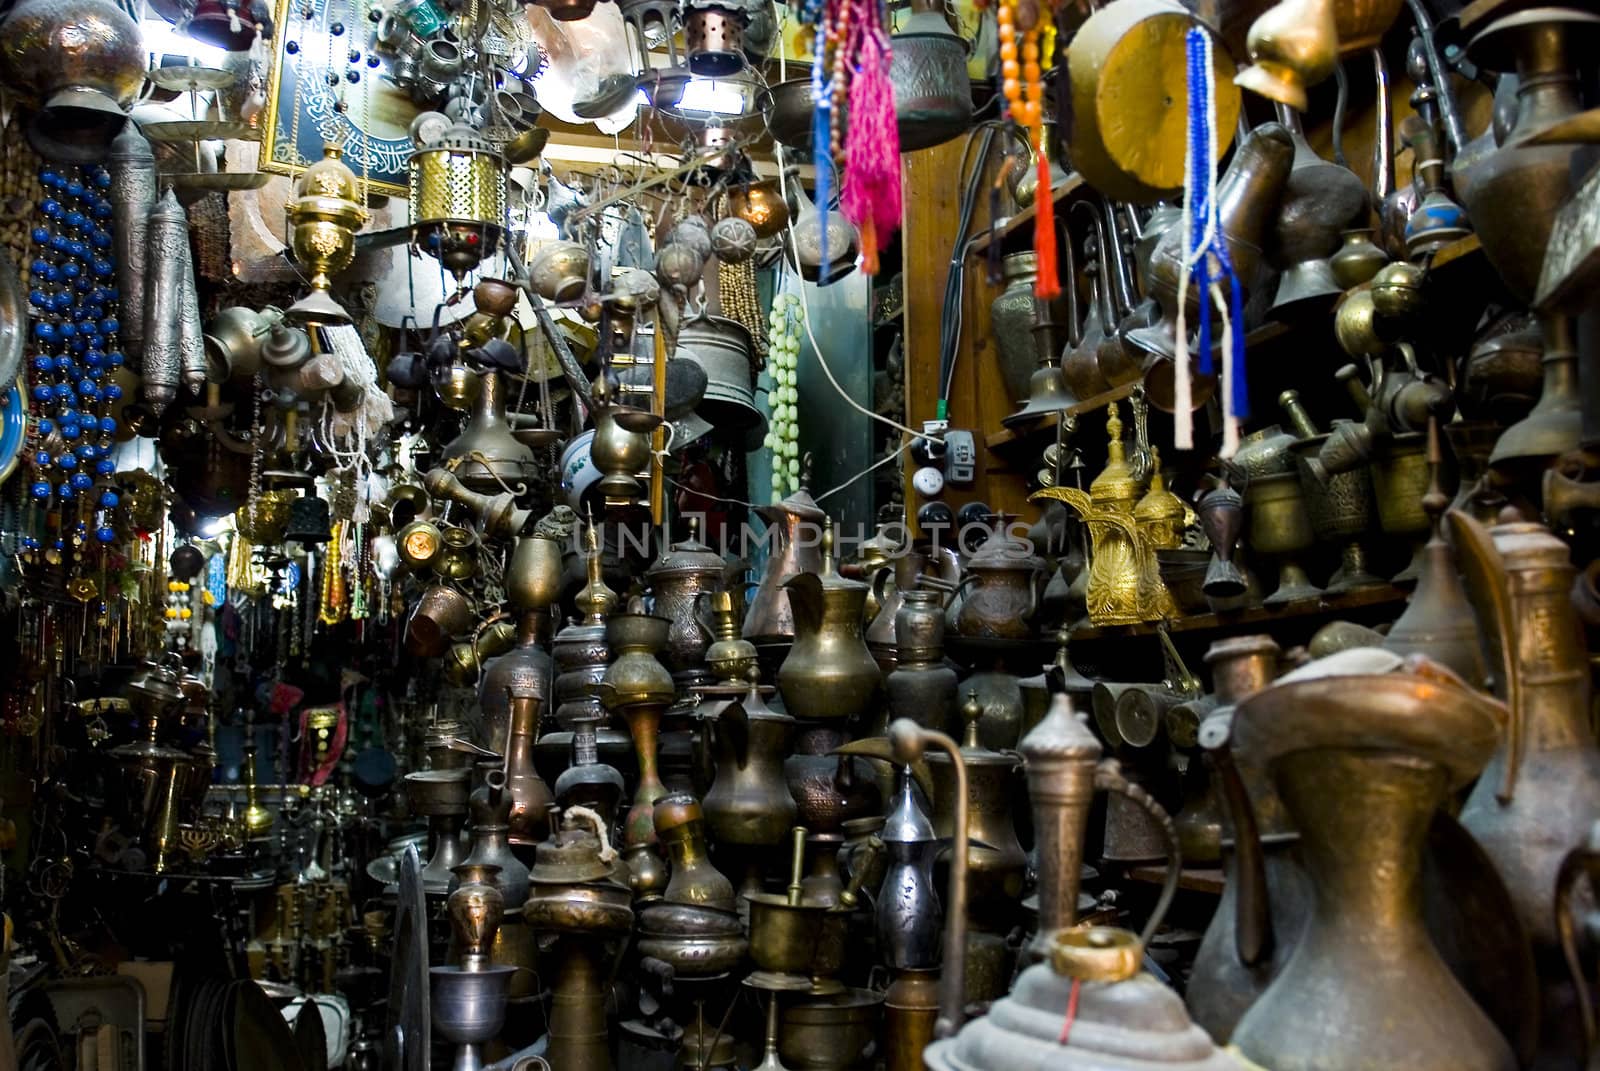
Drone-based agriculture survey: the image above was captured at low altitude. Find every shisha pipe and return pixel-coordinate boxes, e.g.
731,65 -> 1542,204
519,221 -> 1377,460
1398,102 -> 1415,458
1404,0 -> 1467,157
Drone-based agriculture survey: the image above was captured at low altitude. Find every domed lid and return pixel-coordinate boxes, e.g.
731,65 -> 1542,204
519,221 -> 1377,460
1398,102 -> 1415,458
646,518 -> 725,579
1133,450 -> 1185,524
652,791 -> 706,837
1089,403 -> 1142,508
1019,690 -> 1102,765
881,764 -> 936,845
924,929 -> 1243,1069
928,690 -> 1017,769
529,820 -> 613,884
297,143 -> 361,202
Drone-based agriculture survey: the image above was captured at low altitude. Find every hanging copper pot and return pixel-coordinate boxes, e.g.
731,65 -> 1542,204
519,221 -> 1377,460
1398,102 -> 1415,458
890,0 -> 972,153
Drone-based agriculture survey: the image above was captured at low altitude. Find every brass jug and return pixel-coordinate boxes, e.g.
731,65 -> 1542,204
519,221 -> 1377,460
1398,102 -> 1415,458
778,524 -> 880,721
654,793 -> 735,913
1228,651 -> 1516,1071
502,684 -> 554,847
698,677 -> 798,847
885,589 -> 959,737
478,610 -> 553,759
743,482 -> 827,649
599,612 -> 676,899
440,369 -> 535,494
1451,509 -> 1600,952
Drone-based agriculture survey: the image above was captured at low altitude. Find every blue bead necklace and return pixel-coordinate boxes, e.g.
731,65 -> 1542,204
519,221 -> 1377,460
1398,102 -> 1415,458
24,163 -> 124,550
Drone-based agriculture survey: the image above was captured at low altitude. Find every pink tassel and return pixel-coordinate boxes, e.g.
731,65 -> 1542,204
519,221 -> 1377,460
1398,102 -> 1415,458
840,0 -> 900,275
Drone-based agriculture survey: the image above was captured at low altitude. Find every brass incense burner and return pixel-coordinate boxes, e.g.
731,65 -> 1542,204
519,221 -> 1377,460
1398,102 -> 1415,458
284,145 -> 369,325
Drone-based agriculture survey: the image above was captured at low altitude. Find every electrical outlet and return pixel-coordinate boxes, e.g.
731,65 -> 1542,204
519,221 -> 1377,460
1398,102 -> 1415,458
944,429 -> 976,484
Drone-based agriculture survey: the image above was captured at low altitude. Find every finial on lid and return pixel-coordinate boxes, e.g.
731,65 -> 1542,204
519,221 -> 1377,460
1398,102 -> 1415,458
961,690 -> 983,748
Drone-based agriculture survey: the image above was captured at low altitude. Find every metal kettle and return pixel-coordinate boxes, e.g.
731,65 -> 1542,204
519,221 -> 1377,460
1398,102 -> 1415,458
742,479 -> 826,649
877,764 -> 943,971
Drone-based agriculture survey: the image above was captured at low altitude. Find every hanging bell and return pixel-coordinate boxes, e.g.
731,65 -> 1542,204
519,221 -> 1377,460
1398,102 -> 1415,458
285,493 -> 333,545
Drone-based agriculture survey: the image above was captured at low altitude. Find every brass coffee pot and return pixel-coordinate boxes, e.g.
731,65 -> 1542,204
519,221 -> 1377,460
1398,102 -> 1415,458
1034,404 -> 1172,624
876,764 -> 943,971
778,524 -> 879,721
1451,508 -> 1600,954
644,521 -> 725,687
743,479 -> 827,651
698,673 -> 798,848
928,693 -> 1025,915
953,521 -> 1045,641
1227,650 -> 1516,1071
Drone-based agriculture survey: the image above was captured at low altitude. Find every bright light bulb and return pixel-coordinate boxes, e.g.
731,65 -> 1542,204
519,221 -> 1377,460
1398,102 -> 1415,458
676,77 -> 746,116
142,19 -> 231,68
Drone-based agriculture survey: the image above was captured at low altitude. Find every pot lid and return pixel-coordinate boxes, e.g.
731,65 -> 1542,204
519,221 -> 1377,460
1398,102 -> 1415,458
966,518 -> 1043,572
881,764 -> 936,844
929,690 -> 1020,770
1089,402 -> 1142,508
125,656 -> 187,712
1133,453 -> 1185,524
528,823 -> 613,884
646,518 -> 725,579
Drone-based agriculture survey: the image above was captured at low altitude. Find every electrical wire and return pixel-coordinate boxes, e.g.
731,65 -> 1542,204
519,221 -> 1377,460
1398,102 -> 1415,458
773,147 -> 939,446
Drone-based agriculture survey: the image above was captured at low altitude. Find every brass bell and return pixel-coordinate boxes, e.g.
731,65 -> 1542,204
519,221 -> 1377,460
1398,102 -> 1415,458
285,493 -> 333,545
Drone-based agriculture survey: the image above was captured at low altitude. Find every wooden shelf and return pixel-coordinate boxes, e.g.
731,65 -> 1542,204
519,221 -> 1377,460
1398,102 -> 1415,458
967,173 -> 1087,261
1125,865 -> 1226,896
1069,583 -> 1408,642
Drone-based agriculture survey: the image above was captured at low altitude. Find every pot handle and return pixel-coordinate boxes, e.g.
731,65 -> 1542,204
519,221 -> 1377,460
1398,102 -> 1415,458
1556,827 -> 1600,1064
1093,758 -> 1179,951
839,836 -> 883,909
1200,710 -> 1273,967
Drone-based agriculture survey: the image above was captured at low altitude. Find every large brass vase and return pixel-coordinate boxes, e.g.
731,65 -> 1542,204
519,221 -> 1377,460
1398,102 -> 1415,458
1229,656 -> 1516,1071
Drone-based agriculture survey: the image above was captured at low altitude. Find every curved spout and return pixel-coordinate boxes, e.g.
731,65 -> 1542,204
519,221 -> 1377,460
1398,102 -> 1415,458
1101,197 -> 1138,317
1372,47 -> 1395,209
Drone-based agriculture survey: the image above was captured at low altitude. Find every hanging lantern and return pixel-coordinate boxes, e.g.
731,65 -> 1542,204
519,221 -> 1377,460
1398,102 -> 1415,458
408,122 -> 507,283
284,144 -> 369,325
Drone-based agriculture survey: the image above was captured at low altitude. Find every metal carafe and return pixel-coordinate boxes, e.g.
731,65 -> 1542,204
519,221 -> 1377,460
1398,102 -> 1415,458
884,588 -> 958,736
698,677 -> 798,848
743,481 -> 827,651
876,764 -> 943,971
778,523 -> 880,721
441,369 -> 535,493
502,684 -> 554,847
1228,649 -> 1516,1071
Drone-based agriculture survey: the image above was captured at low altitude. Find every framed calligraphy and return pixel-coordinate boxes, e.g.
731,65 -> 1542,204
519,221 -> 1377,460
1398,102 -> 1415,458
259,0 -> 419,197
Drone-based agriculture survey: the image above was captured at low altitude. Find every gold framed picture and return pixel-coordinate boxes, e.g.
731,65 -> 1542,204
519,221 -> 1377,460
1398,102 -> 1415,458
259,0 -> 420,197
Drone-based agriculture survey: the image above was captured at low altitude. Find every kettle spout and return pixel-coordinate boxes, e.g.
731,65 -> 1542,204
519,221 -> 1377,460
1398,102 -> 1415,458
1199,710 -> 1274,966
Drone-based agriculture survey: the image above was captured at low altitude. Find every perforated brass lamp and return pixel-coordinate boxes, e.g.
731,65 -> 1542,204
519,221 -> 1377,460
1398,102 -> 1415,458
409,122 -> 507,282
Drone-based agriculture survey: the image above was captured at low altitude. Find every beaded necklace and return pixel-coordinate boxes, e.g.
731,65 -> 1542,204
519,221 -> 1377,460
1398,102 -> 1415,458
22,164 -> 125,564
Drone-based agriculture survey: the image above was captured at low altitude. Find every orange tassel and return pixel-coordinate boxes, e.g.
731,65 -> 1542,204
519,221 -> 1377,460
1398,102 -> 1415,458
1033,144 -> 1060,298
859,216 -> 880,277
